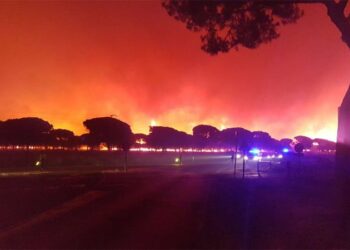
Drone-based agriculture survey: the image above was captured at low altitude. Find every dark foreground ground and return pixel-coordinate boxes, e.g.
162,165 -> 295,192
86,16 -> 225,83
0,153 -> 349,249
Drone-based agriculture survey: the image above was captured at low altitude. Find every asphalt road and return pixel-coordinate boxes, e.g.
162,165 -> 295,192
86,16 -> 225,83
0,163 -> 348,249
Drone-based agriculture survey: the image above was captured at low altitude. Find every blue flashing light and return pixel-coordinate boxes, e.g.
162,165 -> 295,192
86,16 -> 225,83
282,148 -> 290,153
249,148 -> 260,155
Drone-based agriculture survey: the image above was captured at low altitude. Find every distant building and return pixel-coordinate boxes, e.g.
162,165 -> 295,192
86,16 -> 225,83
337,85 -> 350,172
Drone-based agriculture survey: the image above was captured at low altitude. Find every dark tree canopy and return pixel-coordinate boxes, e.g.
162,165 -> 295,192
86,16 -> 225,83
163,0 -> 303,54
50,129 -> 74,140
295,135 -> 313,149
193,124 -> 219,138
80,133 -> 95,148
294,142 -> 305,153
134,133 -> 148,140
0,116 -> 337,152
252,131 -> 279,150
49,129 -> 76,147
83,117 -> 134,151
280,138 -> 293,146
148,126 -> 193,148
163,0 -> 350,54
220,127 -> 253,150
193,124 -> 220,148
134,133 -> 148,146
313,138 -> 336,150
0,117 -> 52,146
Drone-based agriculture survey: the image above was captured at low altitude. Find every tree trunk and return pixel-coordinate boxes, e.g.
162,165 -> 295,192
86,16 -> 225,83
323,1 -> 350,48
234,144 -> 238,175
242,153 -> 246,179
293,0 -> 350,48
124,150 -> 128,172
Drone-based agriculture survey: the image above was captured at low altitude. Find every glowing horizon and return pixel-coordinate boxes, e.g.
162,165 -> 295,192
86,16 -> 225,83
0,114 -> 338,142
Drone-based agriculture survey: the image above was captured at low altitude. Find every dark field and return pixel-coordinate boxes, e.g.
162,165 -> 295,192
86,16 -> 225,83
0,151 -> 348,249
0,150 -> 334,176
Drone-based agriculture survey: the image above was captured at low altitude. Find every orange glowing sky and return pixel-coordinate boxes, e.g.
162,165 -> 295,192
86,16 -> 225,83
0,1 -> 349,141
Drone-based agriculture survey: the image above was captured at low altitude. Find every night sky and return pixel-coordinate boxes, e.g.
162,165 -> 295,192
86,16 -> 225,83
0,1 -> 349,141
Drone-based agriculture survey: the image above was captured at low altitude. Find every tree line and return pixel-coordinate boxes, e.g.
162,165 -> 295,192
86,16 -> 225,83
0,117 -> 335,152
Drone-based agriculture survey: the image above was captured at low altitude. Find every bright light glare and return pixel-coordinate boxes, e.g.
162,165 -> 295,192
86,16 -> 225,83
249,148 -> 260,155
278,154 -> 283,159
175,157 -> 180,163
244,156 -> 249,160
282,148 -> 289,153
236,153 -> 242,159
136,138 -> 146,145
35,161 -> 41,167
100,145 -> 108,151
150,119 -> 157,127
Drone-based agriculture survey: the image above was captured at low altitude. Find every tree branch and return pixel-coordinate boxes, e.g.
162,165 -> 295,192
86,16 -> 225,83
322,0 -> 350,48
264,0 -> 350,48
338,0 -> 348,12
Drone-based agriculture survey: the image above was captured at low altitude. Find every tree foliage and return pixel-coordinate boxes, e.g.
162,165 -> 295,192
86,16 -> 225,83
163,0 -> 350,54
193,124 -> 220,148
0,117 -> 52,146
0,116 -> 337,153
252,131 -> 280,150
83,117 -> 134,151
313,138 -> 336,150
295,135 -> 313,149
163,0 -> 303,54
148,126 -> 193,148
220,127 -> 253,150
48,129 -> 76,147
280,138 -> 293,146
